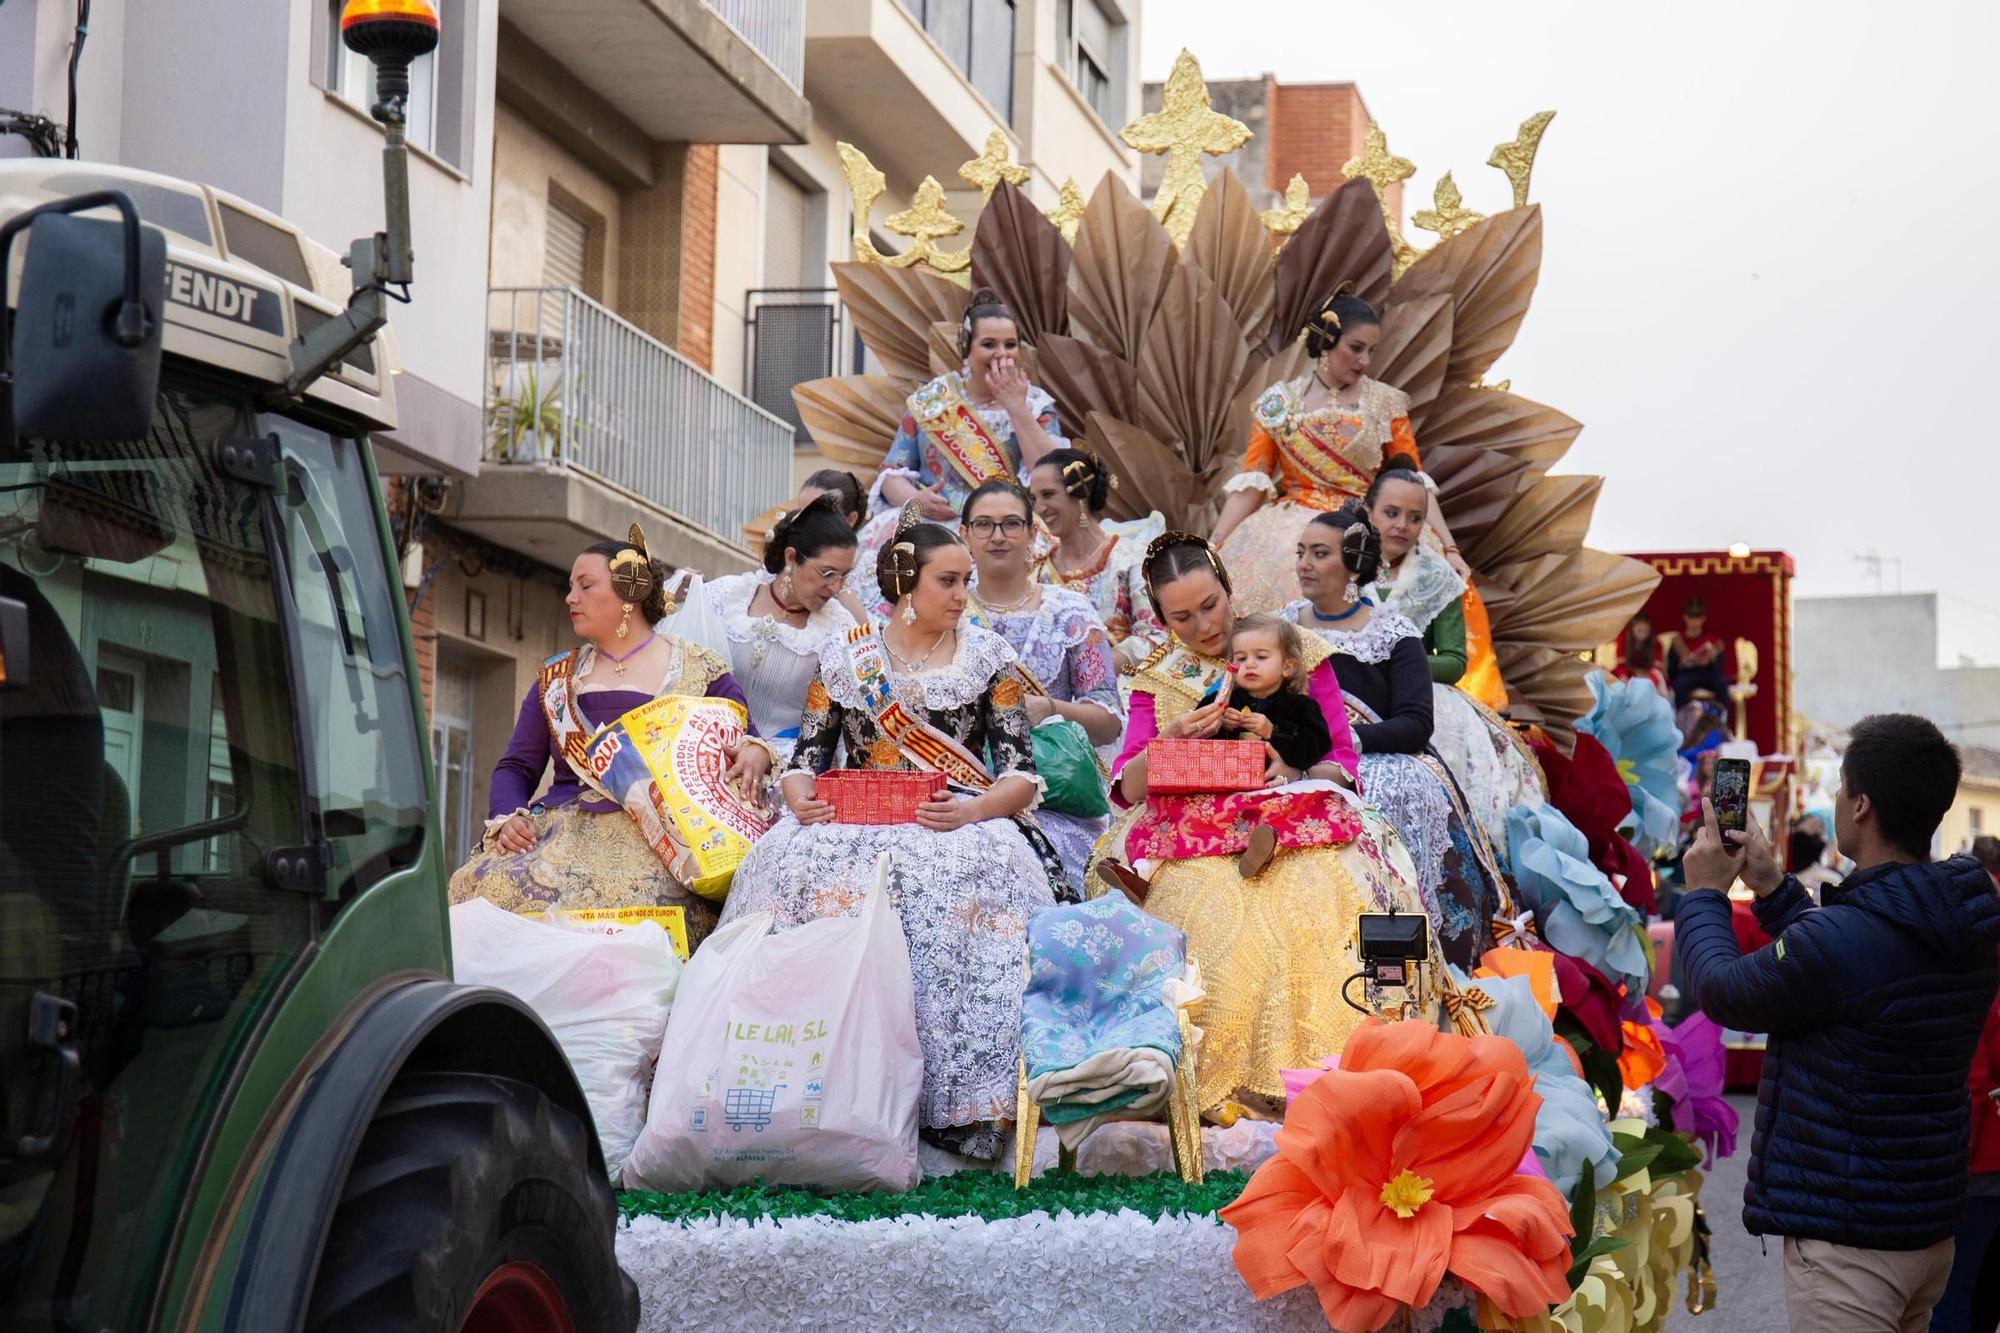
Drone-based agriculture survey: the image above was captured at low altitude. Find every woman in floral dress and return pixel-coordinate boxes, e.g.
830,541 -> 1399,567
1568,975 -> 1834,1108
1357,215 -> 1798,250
961,479 -> 1123,896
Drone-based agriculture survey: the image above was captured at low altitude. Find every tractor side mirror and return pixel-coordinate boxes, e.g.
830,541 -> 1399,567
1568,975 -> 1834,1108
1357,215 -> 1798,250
1,190 -> 165,443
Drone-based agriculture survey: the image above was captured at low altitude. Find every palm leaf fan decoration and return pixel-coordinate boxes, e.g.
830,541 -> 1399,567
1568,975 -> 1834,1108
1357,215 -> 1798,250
798,88 -> 1655,745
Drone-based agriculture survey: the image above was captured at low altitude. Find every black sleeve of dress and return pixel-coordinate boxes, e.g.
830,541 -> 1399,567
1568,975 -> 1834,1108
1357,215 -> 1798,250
784,669 -> 844,776
1351,638 -> 1436,754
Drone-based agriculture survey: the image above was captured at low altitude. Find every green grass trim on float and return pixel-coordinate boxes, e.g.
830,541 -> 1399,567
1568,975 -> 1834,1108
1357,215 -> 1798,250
618,1169 -> 1253,1226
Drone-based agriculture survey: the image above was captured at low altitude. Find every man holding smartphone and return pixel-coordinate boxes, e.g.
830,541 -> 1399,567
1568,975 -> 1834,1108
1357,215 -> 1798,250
1677,713 -> 2000,1332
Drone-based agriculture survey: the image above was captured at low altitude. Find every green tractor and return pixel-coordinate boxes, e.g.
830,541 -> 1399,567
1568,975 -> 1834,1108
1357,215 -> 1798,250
0,5 -> 639,1329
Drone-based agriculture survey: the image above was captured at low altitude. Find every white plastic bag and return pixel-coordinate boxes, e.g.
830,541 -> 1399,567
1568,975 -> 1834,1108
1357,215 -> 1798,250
624,852 -> 923,1194
449,900 -> 681,1181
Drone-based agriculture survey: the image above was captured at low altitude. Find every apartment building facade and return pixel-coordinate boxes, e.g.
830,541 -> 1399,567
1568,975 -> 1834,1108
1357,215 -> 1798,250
1,0 -> 816,863
730,0 -> 1146,488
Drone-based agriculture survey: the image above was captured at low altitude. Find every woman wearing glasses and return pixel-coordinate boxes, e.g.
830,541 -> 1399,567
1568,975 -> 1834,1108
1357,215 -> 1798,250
961,480 -> 1123,895
698,494 -> 860,764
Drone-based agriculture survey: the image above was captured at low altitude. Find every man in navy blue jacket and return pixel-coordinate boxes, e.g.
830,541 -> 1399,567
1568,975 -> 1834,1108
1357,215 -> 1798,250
1678,713 -> 2000,1333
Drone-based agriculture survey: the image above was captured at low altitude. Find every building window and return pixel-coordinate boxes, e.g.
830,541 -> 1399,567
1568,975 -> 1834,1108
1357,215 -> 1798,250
542,188 -> 606,300
1972,806 -> 1985,836
1056,0 -> 1122,125
321,0 -> 470,169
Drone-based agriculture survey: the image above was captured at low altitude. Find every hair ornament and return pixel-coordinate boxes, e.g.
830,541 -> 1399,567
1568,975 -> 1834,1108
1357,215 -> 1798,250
1141,530 -> 1224,592
607,523 -> 657,604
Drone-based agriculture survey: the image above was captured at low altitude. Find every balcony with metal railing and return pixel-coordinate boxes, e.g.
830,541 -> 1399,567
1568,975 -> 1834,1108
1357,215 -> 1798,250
710,0 -> 805,90
458,287 -> 795,574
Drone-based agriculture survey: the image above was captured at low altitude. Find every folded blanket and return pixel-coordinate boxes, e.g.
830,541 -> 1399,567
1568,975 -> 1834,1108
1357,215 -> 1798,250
1021,897 -> 1193,1148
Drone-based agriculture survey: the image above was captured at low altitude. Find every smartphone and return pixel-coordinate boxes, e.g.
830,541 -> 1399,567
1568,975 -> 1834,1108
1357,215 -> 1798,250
1712,757 -> 1751,837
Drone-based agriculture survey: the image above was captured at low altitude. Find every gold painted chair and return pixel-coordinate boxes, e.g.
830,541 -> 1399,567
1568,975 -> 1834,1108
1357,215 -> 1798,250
1728,638 -> 1759,740
1012,1007 -> 1206,1188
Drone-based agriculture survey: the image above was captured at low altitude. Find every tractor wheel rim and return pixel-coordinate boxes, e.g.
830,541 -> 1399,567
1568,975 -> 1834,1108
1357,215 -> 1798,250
459,1260 -> 575,1333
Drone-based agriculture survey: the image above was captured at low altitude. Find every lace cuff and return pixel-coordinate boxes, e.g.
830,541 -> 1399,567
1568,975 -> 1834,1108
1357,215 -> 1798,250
993,767 -> 1048,813
867,467 -> 921,514
1222,471 -> 1278,497
481,806 -> 532,849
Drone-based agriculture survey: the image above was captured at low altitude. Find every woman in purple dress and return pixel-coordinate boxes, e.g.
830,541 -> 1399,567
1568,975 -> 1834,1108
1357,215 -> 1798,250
447,530 -> 771,948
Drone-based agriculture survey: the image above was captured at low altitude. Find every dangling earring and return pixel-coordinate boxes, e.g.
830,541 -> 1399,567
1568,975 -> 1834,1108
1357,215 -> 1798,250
618,603 -> 634,638
901,596 -> 917,625
1342,576 -> 1360,606
777,566 -> 795,604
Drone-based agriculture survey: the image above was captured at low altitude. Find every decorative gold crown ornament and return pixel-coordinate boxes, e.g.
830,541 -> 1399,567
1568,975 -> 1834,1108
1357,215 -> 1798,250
809,51 -> 1654,745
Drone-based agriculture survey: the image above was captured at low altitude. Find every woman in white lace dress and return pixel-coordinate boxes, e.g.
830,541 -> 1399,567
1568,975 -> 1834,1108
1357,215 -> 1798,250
1284,506 -> 1506,970
721,510 -> 1067,1159
1027,447 -> 1163,666
699,495 -> 859,763
961,479 -> 1123,896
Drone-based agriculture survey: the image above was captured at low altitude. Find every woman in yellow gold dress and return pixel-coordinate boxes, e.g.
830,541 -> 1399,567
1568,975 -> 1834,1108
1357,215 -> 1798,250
1091,533 -> 1434,1117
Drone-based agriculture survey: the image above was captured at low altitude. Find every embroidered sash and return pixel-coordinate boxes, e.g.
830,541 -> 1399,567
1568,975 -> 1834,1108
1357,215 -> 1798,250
1256,377 -> 1396,500
1131,641 -> 1229,727
537,650 -> 615,801
909,375 -> 1015,491
844,624 -> 995,791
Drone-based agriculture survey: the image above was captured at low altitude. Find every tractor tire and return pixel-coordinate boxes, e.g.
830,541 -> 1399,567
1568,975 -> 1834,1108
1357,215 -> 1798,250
304,1071 -> 638,1333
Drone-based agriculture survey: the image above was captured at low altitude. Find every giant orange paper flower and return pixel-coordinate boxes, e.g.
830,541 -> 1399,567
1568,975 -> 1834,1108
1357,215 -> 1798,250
1222,1020 -> 1575,1331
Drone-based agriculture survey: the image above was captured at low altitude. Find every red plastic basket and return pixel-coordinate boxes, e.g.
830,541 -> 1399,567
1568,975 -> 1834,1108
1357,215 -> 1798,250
1145,738 -> 1267,794
817,769 -> 947,824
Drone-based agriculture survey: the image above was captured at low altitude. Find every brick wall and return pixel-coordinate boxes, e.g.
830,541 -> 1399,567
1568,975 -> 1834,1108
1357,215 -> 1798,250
408,533 -> 441,716
1266,81 -> 1401,224
678,144 -> 717,373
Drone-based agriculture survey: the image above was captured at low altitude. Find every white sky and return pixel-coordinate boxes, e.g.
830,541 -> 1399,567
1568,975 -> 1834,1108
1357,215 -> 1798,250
1140,0 -> 2000,603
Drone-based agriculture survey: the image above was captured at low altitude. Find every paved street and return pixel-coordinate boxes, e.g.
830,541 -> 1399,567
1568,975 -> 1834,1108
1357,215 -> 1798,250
1667,1095 -> 1785,1333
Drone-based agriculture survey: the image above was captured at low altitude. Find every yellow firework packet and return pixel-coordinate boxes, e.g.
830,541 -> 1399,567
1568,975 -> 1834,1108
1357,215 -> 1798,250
584,695 -> 772,903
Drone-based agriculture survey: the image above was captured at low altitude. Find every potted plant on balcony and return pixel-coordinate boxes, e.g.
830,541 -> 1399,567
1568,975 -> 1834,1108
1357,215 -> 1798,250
486,366 -> 570,462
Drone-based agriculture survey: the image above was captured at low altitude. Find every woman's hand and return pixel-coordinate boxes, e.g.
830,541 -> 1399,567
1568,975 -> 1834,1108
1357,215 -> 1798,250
1262,744 -> 1300,788
988,354 -> 1032,413
1024,694 -> 1058,726
1164,699 -> 1228,739
1226,707 -> 1273,740
918,484 -> 959,522
914,794 -> 971,832
787,785 -> 836,825
723,741 -> 772,799
1443,546 -> 1472,581
495,814 -> 537,855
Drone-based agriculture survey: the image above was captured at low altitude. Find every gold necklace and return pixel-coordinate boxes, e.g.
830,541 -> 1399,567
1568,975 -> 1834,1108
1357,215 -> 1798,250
979,581 -> 1037,613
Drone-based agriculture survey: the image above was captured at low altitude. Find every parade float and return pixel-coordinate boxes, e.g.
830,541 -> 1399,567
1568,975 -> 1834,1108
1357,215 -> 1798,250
610,52 -> 1732,1332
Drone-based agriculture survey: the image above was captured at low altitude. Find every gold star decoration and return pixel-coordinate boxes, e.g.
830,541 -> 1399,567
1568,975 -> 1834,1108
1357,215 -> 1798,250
958,129 -> 1030,202
1342,122 -> 1420,275
1412,172 -> 1487,242
1488,110 -> 1556,210
1260,173 -> 1312,239
883,176 -> 971,281
1118,49 -> 1251,248
1045,177 -> 1087,245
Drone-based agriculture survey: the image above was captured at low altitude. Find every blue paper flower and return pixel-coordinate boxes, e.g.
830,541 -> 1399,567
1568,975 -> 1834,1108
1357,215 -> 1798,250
1505,800 -> 1650,994
1577,670 -> 1685,855
1452,967 -> 1620,1196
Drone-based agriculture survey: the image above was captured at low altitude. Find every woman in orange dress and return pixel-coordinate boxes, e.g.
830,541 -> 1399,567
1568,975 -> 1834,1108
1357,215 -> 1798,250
1213,292 -> 1460,612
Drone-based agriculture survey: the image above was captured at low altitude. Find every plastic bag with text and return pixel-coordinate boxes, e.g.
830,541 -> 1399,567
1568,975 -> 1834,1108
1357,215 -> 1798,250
448,899 -> 681,1181
623,852 -> 923,1193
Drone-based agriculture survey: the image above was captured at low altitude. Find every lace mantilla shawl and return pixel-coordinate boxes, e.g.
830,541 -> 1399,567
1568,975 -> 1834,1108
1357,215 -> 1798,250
704,570 -> 856,656
816,618 -> 1021,713
1376,540 -> 1466,634
1282,601 -> 1422,664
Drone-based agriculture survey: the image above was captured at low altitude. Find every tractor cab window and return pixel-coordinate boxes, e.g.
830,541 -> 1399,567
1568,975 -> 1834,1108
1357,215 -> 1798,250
0,387 -> 421,1330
